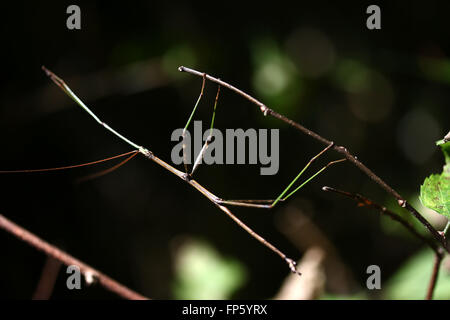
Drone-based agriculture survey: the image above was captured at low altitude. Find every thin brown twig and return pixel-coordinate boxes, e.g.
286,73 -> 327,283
322,186 -> 445,300
178,66 -> 448,253
426,253 -> 443,300
322,186 -> 441,254
0,214 -> 148,300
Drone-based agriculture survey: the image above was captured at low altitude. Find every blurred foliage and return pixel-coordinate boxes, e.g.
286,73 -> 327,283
385,249 -> 450,300
333,59 -> 371,93
163,44 -> 197,79
419,57 -> 450,86
320,292 -> 368,300
333,59 -> 393,123
251,38 -> 302,119
172,239 -> 246,299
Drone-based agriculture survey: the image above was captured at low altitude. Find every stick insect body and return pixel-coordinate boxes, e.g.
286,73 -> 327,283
1,66 -> 346,275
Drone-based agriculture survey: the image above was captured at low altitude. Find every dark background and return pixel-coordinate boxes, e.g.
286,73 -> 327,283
0,1 -> 449,299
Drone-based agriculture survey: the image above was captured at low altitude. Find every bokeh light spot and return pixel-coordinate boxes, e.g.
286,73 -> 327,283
172,238 -> 246,299
334,59 -> 394,122
285,28 -> 336,78
397,108 -> 441,165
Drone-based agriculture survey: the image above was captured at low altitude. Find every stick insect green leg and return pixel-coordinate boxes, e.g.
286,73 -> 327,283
270,142 -> 335,206
218,142 -> 346,208
182,74 -> 206,174
279,157 -> 346,202
191,84 -> 221,176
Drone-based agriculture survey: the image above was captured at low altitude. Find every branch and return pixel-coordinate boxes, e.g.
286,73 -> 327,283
426,253 -> 442,300
178,66 -> 448,253
321,186 -> 442,255
0,214 -> 148,300
322,186 -> 445,300
426,221 -> 449,300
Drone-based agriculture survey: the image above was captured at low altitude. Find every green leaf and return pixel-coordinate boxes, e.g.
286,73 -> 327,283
419,172 -> 450,217
419,141 -> 450,218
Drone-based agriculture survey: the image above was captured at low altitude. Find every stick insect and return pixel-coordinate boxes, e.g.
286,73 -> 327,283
1,66 -> 345,275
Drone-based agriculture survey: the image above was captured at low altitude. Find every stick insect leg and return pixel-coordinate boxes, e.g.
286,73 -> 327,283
191,84 -> 221,176
279,157 -> 346,202
217,199 -> 274,209
217,142 -> 346,209
182,74 -> 206,174
216,203 -> 300,274
270,142 -> 335,207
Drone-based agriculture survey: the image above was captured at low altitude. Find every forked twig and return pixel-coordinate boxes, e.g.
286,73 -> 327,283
0,214 -> 148,300
322,186 -> 441,254
178,66 -> 449,253
322,186 -> 445,299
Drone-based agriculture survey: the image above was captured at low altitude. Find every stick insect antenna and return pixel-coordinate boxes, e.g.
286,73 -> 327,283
0,150 -> 139,174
